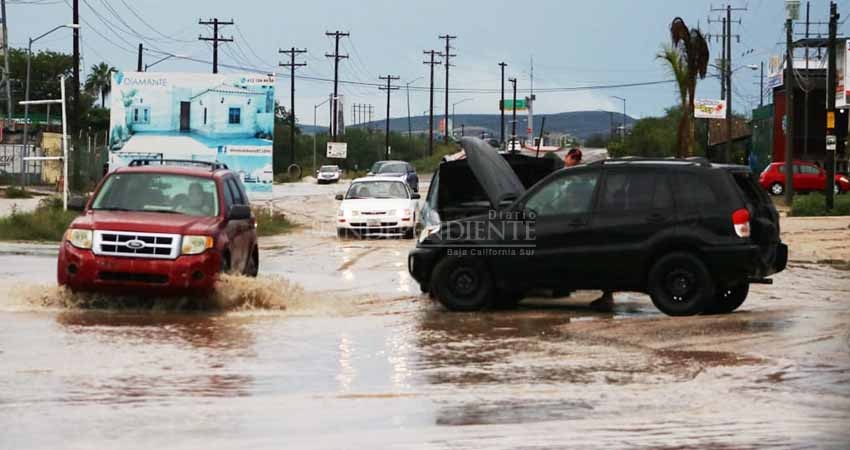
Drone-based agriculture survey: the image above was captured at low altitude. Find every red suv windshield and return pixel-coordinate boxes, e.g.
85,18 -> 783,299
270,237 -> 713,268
92,173 -> 220,217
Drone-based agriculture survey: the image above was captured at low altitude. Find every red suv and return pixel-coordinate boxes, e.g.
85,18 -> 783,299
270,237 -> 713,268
759,161 -> 850,196
58,160 -> 259,295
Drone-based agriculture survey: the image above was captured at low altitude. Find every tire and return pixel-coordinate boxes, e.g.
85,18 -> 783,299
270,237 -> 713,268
337,228 -> 347,239
647,252 -> 714,316
431,256 -> 494,311
493,289 -> 524,310
704,283 -> 749,314
243,247 -> 259,277
769,182 -> 784,196
419,283 -> 429,294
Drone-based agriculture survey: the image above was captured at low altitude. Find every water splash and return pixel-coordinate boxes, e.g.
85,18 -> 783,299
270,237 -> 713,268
0,274 -> 307,313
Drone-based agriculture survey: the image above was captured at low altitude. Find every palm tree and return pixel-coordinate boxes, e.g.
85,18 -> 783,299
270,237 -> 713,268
658,18 -> 709,158
84,62 -> 116,109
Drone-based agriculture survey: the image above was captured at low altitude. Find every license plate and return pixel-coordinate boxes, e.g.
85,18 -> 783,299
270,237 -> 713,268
367,219 -> 381,227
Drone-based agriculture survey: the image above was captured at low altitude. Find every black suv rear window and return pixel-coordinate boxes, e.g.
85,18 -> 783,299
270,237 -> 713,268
599,170 -> 673,212
672,171 -> 721,208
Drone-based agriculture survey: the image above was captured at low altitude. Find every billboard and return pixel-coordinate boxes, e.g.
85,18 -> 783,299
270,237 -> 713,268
326,142 -> 347,158
836,40 -> 850,109
108,72 -> 275,195
694,99 -> 727,119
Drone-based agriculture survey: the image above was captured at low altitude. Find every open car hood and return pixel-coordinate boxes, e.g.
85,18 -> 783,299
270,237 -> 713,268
460,137 -> 526,209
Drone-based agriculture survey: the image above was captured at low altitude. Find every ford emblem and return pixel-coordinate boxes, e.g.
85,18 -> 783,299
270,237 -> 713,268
125,239 -> 146,250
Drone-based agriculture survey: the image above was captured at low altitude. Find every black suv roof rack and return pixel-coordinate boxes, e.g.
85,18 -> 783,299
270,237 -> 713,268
594,156 -> 711,167
128,159 -> 229,171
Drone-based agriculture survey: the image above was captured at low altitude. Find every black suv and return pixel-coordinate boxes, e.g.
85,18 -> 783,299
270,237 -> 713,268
368,160 -> 420,193
408,138 -> 788,316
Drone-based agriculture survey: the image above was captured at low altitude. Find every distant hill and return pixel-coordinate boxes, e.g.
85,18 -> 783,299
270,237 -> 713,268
300,110 -> 635,141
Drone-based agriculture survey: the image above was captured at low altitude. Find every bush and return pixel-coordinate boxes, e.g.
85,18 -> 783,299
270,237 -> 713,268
0,197 -> 79,241
2,186 -> 33,199
411,143 -> 458,174
253,208 -> 297,237
789,193 -> 850,217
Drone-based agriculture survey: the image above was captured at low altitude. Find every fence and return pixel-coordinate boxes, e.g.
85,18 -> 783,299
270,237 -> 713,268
0,144 -> 45,185
0,131 -> 109,190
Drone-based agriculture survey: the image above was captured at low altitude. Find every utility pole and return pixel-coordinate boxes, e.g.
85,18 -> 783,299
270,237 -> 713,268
803,1 -> 810,160
509,77 -> 517,151
378,75 -> 400,159
325,31 -> 349,142
1,0 -> 11,118
72,0 -> 81,190
368,105 -> 374,131
721,17 -> 727,100
438,34 -> 456,143
499,62 -> 507,147
709,4 -> 745,163
424,50 -> 441,155
725,5 -> 733,162
137,43 -> 143,72
760,61 -> 764,106
198,18 -> 234,74
785,14 -> 795,205
826,1 -> 838,210
279,47 -> 307,167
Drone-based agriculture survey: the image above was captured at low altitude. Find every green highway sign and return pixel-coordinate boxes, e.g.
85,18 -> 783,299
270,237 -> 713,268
500,99 -> 527,111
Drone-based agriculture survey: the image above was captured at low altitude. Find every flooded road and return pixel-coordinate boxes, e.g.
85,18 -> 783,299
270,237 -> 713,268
1,182 -> 849,449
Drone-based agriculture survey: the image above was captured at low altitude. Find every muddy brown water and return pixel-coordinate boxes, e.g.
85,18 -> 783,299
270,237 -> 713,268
2,184 -> 849,448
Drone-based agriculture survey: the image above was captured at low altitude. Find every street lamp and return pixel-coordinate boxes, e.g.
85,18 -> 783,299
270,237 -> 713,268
21,23 -> 79,187
405,76 -> 423,142
610,96 -> 626,141
314,96 -> 333,174
144,53 -> 189,71
452,97 -> 473,138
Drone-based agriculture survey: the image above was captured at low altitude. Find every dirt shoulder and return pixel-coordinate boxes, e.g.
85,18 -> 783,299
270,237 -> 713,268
781,215 -> 850,268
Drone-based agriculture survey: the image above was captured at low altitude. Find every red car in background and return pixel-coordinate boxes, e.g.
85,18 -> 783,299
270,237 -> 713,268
58,160 -> 259,295
759,161 -> 850,196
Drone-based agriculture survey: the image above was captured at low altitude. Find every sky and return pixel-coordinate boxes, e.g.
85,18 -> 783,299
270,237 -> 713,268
6,0 -> 850,126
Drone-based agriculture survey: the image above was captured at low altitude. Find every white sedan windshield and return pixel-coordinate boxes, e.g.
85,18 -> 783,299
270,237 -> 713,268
346,181 -> 409,199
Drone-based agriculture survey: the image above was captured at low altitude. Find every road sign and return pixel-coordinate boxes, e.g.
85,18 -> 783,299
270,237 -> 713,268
327,142 -> 347,158
500,99 -> 527,111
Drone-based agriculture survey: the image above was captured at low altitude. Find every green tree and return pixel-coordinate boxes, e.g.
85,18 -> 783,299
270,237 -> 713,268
7,48 -> 73,105
84,62 -> 116,109
658,18 -> 709,158
584,133 -> 610,148
608,106 -> 706,158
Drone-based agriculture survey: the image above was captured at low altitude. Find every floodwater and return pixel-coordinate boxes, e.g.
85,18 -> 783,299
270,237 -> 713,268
1,183 -> 849,449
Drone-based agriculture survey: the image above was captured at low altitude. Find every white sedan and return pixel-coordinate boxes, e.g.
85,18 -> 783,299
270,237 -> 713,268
335,177 -> 421,239
316,165 -> 343,184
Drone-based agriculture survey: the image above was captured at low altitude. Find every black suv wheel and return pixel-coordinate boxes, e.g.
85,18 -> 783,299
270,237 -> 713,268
648,252 -> 714,316
431,256 -> 493,311
704,283 -> 749,314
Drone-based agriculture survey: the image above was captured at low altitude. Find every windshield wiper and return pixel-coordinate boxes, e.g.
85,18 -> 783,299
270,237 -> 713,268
145,209 -> 181,214
93,206 -> 133,212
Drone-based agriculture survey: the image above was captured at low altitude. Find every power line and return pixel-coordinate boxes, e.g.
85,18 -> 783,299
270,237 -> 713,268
423,50 -> 441,156
198,18 -> 234,74
438,34 -> 456,143
279,47 -> 307,166
378,74 -> 400,158
325,30 -> 349,141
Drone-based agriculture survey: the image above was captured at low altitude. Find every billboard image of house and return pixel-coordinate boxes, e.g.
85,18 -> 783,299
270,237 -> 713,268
109,72 -> 275,194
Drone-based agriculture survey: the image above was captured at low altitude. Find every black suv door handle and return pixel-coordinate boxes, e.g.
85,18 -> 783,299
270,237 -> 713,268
646,213 -> 666,223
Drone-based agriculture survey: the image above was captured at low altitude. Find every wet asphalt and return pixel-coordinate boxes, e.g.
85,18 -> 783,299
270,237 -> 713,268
0,181 -> 848,449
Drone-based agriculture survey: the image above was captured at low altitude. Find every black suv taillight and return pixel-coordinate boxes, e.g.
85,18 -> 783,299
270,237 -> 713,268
732,208 -> 751,238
